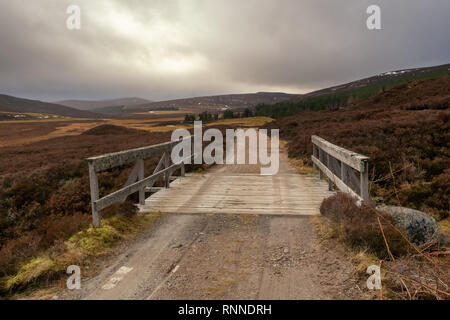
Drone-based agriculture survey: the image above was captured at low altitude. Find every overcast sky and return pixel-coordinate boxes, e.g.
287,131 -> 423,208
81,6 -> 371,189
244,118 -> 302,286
0,0 -> 449,102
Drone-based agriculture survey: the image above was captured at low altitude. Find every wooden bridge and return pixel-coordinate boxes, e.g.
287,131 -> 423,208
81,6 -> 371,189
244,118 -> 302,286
87,132 -> 369,227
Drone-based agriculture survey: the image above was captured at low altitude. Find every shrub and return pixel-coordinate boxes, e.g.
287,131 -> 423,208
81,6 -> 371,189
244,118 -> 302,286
5,256 -> 61,293
38,213 -> 92,249
47,178 -> 91,216
320,193 -> 409,258
0,233 -> 42,276
100,201 -> 138,219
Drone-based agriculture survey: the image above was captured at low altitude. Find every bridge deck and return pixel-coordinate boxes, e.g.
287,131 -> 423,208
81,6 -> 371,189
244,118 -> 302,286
140,137 -> 334,216
141,172 -> 333,215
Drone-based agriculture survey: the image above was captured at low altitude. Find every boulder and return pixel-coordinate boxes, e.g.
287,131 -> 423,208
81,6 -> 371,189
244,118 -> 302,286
377,205 -> 439,245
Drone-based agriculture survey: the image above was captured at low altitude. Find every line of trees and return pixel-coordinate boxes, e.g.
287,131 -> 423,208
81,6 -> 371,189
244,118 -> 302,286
184,108 -> 255,123
254,68 -> 450,119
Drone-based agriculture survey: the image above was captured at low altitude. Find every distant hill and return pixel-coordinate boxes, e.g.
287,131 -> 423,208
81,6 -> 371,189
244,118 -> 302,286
56,97 -> 152,111
256,63 -> 450,117
129,92 -> 301,112
300,63 -> 450,100
0,94 -> 101,118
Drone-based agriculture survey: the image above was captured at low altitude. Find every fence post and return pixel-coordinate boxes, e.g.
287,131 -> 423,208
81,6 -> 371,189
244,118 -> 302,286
181,162 -> 185,177
326,153 -> 333,191
360,160 -> 369,201
318,148 -> 323,179
88,163 -> 101,228
312,145 -> 317,170
340,161 -> 346,183
164,152 -> 170,188
137,158 -> 145,205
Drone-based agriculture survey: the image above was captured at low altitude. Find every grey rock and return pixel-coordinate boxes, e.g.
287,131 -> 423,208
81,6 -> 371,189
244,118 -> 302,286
377,205 -> 439,245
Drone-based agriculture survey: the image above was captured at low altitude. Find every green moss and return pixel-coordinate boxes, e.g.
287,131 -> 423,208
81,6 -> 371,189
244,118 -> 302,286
5,256 -> 63,292
438,218 -> 450,236
68,214 -> 161,255
2,212 -> 163,297
107,216 -> 135,233
352,250 -> 379,277
69,223 -> 121,255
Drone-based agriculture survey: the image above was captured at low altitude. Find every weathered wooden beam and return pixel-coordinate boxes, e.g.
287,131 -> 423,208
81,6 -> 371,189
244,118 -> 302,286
137,158 -> 145,205
87,136 -> 193,173
340,161 -> 346,184
164,152 -> 170,188
145,187 -> 163,193
318,148 -> 324,179
326,153 -> 333,191
119,162 -> 139,202
153,153 -> 167,174
328,155 -> 341,178
347,167 -> 361,191
94,162 -> 183,212
312,145 -> 318,170
123,163 -> 139,186
93,153 -> 195,213
312,135 -> 369,172
144,152 -> 169,193
88,163 -> 101,228
311,155 -> 363,201
360,160 -> 369,201
181,162 -> 185,177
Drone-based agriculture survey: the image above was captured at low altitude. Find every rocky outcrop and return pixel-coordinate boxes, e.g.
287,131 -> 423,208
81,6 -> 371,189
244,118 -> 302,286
377,206 -> 439,245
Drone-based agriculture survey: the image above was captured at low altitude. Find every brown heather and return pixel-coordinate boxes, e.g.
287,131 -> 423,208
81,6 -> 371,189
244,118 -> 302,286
266,76 -> 450,220
0,125 -> 173,276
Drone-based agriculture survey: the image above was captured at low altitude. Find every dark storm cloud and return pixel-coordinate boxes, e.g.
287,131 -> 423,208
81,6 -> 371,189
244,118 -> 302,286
0,0 -> 449,101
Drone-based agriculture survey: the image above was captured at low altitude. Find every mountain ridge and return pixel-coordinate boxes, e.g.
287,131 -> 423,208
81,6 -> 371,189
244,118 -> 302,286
0,94 -> 102,118
129,92 -> 302,112
55,97 -> 152,110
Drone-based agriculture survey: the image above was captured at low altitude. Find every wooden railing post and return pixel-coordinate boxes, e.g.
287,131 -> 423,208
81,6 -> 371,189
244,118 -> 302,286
137,158 -> 145,205
311,135 -> 369,203
164,152 -> 170,188
181,162 -> 185,177
86,136 -> 193,219
88,163 -> 101,228
312,145 -> 317,170
360,160 -> 369,201
340,162 -> 346,183
318,148 -> 323,179
326,153 -> 333,191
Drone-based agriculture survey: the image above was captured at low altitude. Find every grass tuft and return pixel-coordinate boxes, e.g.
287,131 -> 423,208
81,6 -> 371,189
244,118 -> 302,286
1,212 -> 162,297
5,256 -> 61,293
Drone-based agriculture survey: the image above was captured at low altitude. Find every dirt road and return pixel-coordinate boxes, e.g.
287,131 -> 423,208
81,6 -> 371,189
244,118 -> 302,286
60,136 -> 369,300
61,213 -> 367,300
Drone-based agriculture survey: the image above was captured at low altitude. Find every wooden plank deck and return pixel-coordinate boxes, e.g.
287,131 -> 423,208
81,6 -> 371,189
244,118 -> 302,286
140,134 -> 334,216
140,172 -> 334,215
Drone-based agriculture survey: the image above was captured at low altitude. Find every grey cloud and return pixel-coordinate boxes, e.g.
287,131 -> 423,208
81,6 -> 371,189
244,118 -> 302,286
0,0 -> 449,101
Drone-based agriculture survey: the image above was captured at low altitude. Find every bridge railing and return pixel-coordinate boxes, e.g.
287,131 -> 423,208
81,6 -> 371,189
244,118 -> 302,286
311,135 -> 370,202
87,136 -> 194,227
